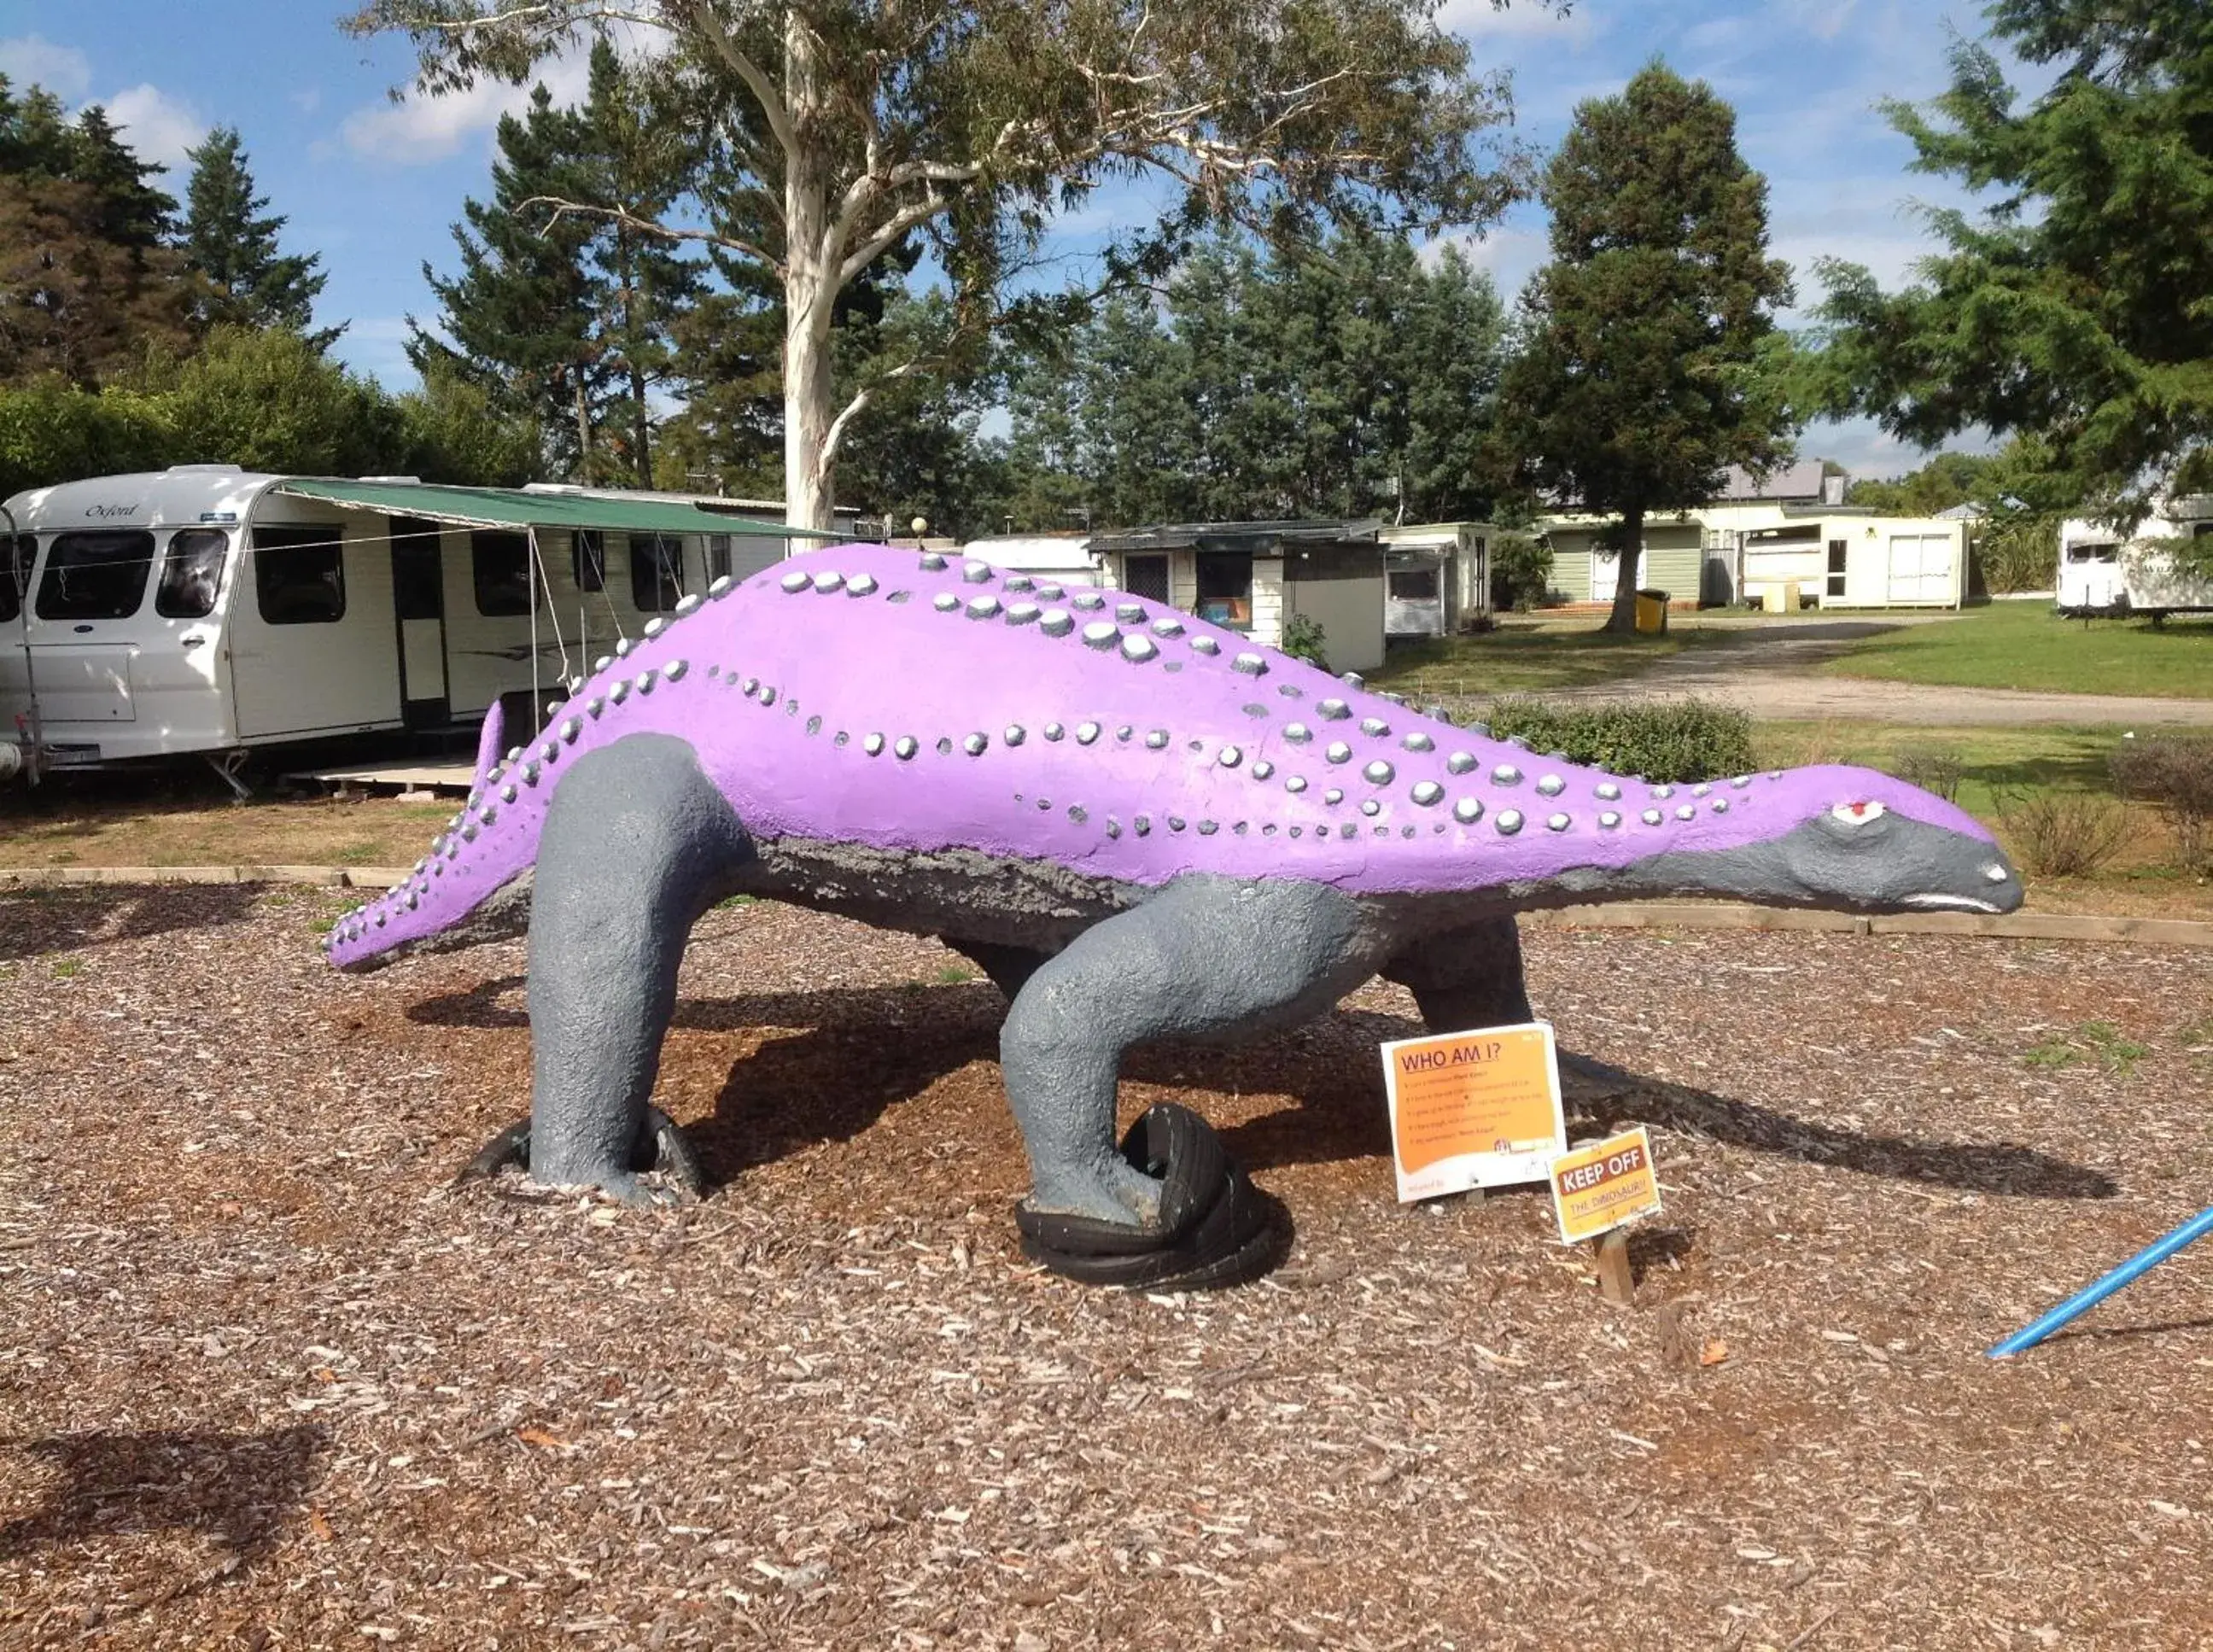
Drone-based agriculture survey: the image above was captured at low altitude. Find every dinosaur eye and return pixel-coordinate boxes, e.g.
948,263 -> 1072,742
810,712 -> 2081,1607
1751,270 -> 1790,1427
1831,800 -> 1887,826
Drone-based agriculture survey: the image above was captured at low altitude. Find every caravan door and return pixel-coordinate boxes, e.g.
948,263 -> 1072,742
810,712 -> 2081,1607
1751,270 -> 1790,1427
231,519 -> 402,739
390,516 -> 449,727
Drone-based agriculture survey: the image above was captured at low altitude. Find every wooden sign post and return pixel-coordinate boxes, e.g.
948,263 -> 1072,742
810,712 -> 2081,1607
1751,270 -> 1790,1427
1550,1127 -> 1663,1306
1381,1023 -> 1568,1202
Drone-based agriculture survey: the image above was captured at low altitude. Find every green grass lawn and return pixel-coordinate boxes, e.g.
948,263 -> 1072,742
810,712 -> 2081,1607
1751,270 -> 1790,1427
1821,601 -> 2213,698
1369,623 -> 1730,698
1752,720 -> 2130,823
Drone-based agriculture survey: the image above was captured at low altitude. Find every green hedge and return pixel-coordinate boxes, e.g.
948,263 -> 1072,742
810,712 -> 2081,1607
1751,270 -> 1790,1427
1476,695 -> 1758,784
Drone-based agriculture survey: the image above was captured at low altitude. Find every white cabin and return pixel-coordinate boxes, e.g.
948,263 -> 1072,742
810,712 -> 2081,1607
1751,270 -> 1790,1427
0,466 -> 827,778
2057,498 -> 2213,616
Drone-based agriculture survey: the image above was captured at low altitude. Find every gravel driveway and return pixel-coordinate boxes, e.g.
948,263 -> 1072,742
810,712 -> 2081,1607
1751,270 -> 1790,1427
4,887 -> 2211,1649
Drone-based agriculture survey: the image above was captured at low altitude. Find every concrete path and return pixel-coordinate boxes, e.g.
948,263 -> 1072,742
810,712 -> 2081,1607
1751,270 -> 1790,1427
1495,619 -> 2213,727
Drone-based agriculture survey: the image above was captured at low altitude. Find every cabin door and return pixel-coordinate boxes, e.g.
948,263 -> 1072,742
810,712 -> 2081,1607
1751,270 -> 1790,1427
390,516 -> 448,727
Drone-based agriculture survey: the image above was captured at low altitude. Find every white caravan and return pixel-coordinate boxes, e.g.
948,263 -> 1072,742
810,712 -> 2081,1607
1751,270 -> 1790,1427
2056,497 -> 2213,617
0,465 -> 823,785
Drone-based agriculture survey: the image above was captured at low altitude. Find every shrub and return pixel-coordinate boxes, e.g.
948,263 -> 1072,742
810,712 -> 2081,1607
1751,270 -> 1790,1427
2109,737 -> 2213,872
1490,533 -> 1554,612
1992,788 -> 2132,879
1889,745 -> 1965,803
1478,695 -> 1757,784
1279,612 -> 1328,671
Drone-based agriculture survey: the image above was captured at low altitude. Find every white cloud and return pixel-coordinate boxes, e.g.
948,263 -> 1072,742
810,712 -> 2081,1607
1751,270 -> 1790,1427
0,33 -> 92,99
102,84 -> 207,172
1427,223 -> 1547,300
338,21 -> 664,166
1441,0 -> 1602,44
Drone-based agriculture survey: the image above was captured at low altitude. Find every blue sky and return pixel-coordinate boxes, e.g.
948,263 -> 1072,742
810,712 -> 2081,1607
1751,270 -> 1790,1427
2,0 -> 2022,479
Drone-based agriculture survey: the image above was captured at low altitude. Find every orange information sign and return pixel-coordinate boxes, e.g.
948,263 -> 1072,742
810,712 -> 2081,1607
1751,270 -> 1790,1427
1381,1021 -> 1567,1202
1550,1127 -> 1662,1245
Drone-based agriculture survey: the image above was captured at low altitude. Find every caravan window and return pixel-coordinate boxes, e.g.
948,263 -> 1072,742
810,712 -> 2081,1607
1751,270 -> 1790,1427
631,533 -> 685,611
573,529 -> 607,593
2066,540 -> 2121,563
471,531 -> 534,616
254,524 -> 346,624
156,528 -> 228,618
0,534 -> 32,623
38,529 -> 155,621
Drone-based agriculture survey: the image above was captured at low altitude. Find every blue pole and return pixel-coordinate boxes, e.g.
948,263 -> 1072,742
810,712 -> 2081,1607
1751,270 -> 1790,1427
1989,1205 -> 2213,1358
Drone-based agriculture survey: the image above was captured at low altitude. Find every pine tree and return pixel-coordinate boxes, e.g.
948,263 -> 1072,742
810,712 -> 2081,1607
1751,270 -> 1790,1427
569,42 -> 704,486
180,126 -> 339,347
1812,0 -> 2213,534
412,83 -> 606,478
1496,63 -> 1797,633
0,79 -> 198,383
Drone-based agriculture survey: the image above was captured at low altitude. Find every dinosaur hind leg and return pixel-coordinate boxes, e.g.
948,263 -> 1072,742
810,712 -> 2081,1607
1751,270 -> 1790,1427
1383,915 -> 1534,1032
944,939 -> 1049,1001
464,733 -> 751,1204
999,874 -> 1387,1227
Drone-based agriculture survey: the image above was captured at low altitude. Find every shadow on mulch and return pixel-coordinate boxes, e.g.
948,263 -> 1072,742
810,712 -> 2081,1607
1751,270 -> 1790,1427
1562,1054 -> 2118,1201
403,980 -> 2118,1205
0,884 -> 263,965
0,1425 -> 327,1574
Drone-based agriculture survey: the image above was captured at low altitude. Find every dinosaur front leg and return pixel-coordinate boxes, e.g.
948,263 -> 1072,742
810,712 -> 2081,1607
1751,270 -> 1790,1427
1000,875 -> 1386,1227
464,733 -> 751,1204
1384,914 -> 1535,1033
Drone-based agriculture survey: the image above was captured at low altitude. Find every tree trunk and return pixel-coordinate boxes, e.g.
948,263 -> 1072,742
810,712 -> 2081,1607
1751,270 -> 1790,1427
571,374 -> 593,485
781,15 -> 836,534
1603,501 -> 1646,634
628,356 -> 652,487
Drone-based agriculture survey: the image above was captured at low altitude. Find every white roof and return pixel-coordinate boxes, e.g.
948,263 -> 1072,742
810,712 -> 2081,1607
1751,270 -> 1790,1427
4,465 -> 283,532
959,534 -> 1100,572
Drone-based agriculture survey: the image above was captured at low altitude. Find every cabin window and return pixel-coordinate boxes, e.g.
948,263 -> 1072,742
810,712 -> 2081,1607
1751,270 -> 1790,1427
572,529 -> 606,593
0,534 -> 33,623
1826,538 -> 1848,598
1194,551 -> 1253,629
1387,568 -> 1440,602
1124,553 -> 1170,602
38,529 -> 156,621
471,530 -> 535,616
2067,540 -> 2121,563
253,524 -> 347,625
156,528 -> 228,619
630,533 -> 685,612
706,534 -> 732,585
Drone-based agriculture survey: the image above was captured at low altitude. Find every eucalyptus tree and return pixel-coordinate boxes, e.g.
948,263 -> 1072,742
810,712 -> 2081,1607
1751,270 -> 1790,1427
346,0 -> 1556,529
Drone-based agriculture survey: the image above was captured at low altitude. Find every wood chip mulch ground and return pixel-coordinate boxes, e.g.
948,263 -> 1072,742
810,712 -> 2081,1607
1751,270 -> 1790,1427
2,886 -> 2210,1650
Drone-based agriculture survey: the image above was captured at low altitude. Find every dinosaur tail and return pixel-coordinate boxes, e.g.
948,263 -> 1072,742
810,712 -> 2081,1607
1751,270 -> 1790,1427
323,697 -> 539,973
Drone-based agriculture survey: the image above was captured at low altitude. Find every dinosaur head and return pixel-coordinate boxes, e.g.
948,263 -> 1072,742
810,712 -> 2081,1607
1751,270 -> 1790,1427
1617,764 -> 2022,914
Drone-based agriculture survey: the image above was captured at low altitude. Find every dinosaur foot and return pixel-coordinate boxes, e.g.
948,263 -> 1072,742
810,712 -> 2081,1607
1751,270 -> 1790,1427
455,1106 -> 707,1205
1014,1105 -> 1278,1291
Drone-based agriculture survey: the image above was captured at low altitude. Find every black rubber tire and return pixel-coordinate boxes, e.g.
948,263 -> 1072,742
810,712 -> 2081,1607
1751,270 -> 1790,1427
455,1106 -> 704,1197
633,1105 -> 707,1195
1016,1104 -> 1275,1291
456,1118 -> 533,1183
1013,1104 -> 1228,1257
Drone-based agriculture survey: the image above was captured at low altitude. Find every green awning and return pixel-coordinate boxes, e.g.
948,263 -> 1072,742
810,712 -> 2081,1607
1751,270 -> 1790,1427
271,477 -> 840,539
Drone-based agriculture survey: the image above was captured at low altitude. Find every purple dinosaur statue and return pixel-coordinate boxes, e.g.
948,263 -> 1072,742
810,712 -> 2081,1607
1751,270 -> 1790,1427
325,545 -> 2018,1282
